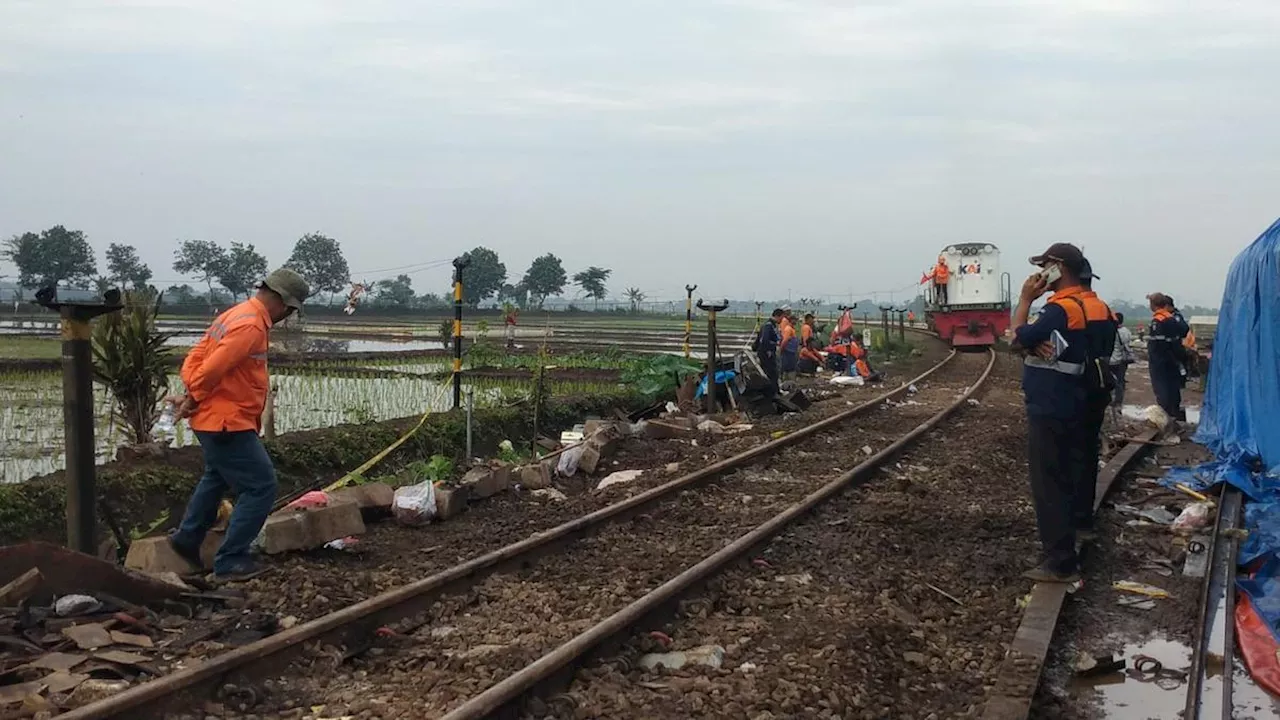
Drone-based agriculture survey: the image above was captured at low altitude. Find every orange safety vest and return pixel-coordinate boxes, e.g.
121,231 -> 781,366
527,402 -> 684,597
935,261 -> 950,283
801,323 -> 814,345
1044,286 -> 1088,330
181,297 -> 273,433
780,319 -> 796,346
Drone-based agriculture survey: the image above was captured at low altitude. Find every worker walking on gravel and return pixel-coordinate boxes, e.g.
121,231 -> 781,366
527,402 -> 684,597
1012,243 -> 1091,584
1146,292 -> 1190,424
167,268 -> 310,582
1074,260 -> 1118,549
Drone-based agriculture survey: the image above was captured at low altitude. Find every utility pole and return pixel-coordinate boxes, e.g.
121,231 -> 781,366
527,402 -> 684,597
35,286 -> 122,554
684,285 -> 697,358
451,256 -> 470,409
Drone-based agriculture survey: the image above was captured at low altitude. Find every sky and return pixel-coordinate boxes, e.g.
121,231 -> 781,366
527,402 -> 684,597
1,0 -> 1277,308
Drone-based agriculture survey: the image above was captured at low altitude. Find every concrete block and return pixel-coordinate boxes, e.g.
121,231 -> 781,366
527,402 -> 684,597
644,420 -> 696,441
258,513 -> 310,555
330,483 -> 395,514
489,461 -> 514,490
519,463 -> 552,490
125,537 -> 199,576
259,502 -> 366,555
301,501 -> 366,547
583,419 -> 621,438
435,486 -> 469,520
587,425 -> 624,457
460,467 -> 503,500
579,444 -> 602,475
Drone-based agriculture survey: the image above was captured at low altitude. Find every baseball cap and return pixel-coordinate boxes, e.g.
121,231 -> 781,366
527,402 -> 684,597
1029,243 -> 1085,274
1080,258 -> 1100,281
260,267 -> 310,310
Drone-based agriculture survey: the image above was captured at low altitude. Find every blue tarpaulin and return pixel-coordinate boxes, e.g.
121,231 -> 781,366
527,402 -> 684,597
1194,217 -> 1280,472
695,370 -> 737,399
1167,217 -> 1280,648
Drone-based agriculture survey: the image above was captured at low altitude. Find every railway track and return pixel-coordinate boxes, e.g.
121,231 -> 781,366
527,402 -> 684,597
65,342 -> 994,720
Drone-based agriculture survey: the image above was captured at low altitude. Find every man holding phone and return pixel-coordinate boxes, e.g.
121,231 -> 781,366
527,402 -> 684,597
1011,243 -> 1091,583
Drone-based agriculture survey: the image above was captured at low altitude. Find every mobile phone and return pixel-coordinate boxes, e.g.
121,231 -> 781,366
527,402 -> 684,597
1038,264 -> 1062,285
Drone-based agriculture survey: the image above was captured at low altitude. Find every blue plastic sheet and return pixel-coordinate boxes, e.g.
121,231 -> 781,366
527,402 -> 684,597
1194,217 -> 1280,472
694,370 -> 737,399
1238,555 -> 1280,641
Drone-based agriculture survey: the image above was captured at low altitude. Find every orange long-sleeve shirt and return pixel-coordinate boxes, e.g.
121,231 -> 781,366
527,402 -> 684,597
180,298 -> 273,433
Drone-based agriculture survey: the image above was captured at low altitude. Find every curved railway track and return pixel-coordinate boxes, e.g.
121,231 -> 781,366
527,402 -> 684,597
65,341 -> 995,720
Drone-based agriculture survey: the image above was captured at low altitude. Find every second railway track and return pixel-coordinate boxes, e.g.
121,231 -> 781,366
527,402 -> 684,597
66,344 -> 996,720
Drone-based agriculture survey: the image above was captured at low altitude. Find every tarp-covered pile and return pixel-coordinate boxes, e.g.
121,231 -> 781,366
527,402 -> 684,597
1177,217 -> 1280,697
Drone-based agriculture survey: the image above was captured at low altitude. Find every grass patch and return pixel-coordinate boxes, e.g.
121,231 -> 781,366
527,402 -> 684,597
0,337 -> 61,359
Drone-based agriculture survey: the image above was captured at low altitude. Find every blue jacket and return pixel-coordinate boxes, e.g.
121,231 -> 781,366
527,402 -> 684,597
1148,310 -> 1189,368
1015,292 -> 1090,419
756,321 -> 780,359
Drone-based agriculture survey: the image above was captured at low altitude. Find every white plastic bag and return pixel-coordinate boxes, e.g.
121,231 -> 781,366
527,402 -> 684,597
1171,502 -> 1214,534
393,481 -> 437,526
557,444 -> 585,477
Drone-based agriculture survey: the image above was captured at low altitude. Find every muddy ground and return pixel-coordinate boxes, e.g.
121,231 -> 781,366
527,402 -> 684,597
1031,370 -> 1280,720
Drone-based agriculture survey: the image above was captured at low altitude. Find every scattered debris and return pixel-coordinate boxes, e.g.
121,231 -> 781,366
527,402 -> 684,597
62,623 -> 113,650
392,480 -> 437,527
597,470 -> 645,491
1183,537 -> 1210,578
1113,580 -> 1171,599
0,568 -> 42,606
532,488 -> 568,502
924,582 -> 965,606
1171,502 -> 1214,534
1074,653 -> 1126,678
1114,504 -> 1178,525
55,594 -> 103,617
638,644 -> 725,671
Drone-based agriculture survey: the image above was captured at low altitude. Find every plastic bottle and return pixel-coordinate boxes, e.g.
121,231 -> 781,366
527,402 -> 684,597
155,403 -> 176,444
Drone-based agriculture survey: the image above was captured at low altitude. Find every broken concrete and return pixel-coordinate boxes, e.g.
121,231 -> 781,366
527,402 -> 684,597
644,420 -> 697,440
578,444 -> 603,474
257,502 -> 366,555
329,482 -> 395,518
518,463 -> 552,490
459,466 -> 506,499
435,486 -> 468,520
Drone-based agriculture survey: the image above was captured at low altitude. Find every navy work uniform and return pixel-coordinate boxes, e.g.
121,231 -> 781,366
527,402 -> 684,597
754,318 -> 782,397
1015,285 -> 1091,576
1148,307 -> 1189,421
1073,287 -> 1117,538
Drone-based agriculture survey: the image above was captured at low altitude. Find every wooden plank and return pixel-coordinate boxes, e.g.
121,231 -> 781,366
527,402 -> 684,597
981,427 -> 1160,720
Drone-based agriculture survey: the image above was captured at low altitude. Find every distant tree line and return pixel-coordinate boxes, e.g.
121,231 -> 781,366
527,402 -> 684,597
0,226 -> 644,312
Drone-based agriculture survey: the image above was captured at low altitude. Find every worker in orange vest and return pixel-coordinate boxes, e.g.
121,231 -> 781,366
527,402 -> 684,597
168,268 -> 310,582
778,305 -> 799,375
934,257 -> 951,305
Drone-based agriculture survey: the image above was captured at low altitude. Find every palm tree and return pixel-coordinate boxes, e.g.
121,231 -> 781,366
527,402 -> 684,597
624,287 -> 646,313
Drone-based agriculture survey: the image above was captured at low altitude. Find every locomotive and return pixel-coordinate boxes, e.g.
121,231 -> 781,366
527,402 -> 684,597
924,242 -> 1012,347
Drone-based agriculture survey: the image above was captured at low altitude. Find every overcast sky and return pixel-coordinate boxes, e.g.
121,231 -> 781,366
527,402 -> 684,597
2,0 -> 1277,308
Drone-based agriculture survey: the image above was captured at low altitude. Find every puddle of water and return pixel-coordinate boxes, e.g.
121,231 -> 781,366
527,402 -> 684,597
1120,404 -> 1201,425
1072,633 -> 1280,719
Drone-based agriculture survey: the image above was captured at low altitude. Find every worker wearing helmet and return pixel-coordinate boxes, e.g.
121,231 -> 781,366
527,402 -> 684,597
168,268 -> 310,582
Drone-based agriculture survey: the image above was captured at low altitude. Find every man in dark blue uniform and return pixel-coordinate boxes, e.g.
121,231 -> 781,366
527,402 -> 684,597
753,309 -> 783,397
1146,292 -> 1190,423
1012,243 -> 1092,583
1074,261 -> 1118,547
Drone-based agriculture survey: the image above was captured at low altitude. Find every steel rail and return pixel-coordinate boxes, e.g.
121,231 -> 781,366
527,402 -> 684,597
440,348 -> 998,720
1184,485 -> 1242,720
65,345 -> 961,719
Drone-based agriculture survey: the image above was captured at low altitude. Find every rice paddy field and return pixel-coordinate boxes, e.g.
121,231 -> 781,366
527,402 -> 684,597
0,312 -> 770,483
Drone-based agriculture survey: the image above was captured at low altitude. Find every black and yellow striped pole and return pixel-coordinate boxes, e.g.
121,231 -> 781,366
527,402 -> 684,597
451,256 -> 470,409
683,284 -> 697,358
35,287 -> 122,553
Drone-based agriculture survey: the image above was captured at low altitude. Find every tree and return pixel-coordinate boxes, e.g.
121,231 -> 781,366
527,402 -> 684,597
456,247 -> 507,306
572,266 -> 612,309
374,274 -> 415,308
498,282 -> 528,309
286,233 -> 349,305
217,242 -> 269,301
522,254 -> 567,309
106,243 -> 153,289
164,284 -> 199,307
1,226 -> 97,288
625,287 -> 647,313
172,240 -> 228,303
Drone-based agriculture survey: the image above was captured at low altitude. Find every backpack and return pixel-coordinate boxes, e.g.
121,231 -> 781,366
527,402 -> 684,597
1064,297 -> 1116,396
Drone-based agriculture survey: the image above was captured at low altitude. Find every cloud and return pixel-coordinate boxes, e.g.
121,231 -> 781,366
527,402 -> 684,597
0,0 -> 1277,306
